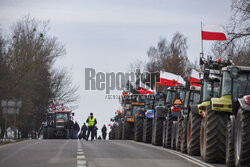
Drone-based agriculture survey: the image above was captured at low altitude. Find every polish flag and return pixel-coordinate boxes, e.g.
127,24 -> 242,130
190,70 -> 201,87
53,100 -> 57,110
139,82 -> 155,95
159,71 -> 185,86
202,24 -> 227,40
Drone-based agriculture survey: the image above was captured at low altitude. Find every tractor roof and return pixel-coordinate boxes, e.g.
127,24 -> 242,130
53,110 -> 72,113
222,66 -> 250,72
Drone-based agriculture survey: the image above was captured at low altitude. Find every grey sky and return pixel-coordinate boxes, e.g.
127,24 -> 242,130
0,0 -> 231,132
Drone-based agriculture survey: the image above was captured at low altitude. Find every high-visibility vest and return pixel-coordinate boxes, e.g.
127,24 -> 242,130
88,117 -> 96,127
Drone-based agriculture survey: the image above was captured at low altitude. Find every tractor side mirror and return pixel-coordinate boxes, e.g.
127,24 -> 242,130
230,67 -> 239,79
72,112 -> 75,116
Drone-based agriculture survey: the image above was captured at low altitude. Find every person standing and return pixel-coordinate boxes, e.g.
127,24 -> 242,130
73,121 -> 80,139
66,117 -> 74,139
80,123 -> 87,140
101,125 -> 107,140
86,113 -> 97,141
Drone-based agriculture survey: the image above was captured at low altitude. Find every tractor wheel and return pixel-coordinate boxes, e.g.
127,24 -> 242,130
171,121 -> 177,150
200,117 -> 206,160
152,117 -> 164,146
122,121 -> 131,140
176,116 -> 182,151
43,128 -> 48,139
180,115 -> 188,153
187,111 -> 201,155
235,108 -> 250,167
202,107 -> 228,163
134,117 -> 143,142
117,121 -> 123,140
226,115 -> 235,167
162,120 -> 167,148
143,118 -> 152,143
47,127 -> 54,139
164,112 -> 173,148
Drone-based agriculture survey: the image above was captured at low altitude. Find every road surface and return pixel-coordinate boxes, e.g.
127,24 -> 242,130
0,139 -> 226,167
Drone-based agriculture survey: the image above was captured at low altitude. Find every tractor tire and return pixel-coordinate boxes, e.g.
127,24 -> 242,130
202,108 -> 228,163
200,117 -> 206,160
43,128 -> 48,139
47,127 -> 54,139
152,117 -> 164,146
134,117 -> 143,142
176,116 -> 182,151
162,120 -> 167,148
187,111 -> 201,156
171,121 -> 177,150
226,115 -> 235,167
180,115 -> 188,153
164,112 -> 173,148
143,118 -> 152,143
235,108 -> 250,167
122,121 -> 131,140
117,121 -> 123,140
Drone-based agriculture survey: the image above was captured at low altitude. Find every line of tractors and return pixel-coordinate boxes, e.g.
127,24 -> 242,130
109,56 -> 250,167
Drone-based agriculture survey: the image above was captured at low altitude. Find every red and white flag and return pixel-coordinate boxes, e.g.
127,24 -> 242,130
53,100 -> 57,110
190,70 -> 201,87
159,71 -> 185,86
139,82 -> 155,95
202,24 -> 227,40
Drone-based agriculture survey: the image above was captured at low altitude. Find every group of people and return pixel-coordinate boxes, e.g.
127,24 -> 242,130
66,118 -> 80,139
75,113 -> 107,141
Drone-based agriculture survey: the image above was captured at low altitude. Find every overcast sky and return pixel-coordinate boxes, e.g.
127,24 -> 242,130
0,0 -> 231,133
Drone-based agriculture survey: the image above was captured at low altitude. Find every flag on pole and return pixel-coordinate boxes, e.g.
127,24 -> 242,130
202,23 -> 227,40
62,103 -> 65,110
53,100 -> 57,110
159,71 -> 185,86
190,70 -> 201,87
138,82 -> 155,95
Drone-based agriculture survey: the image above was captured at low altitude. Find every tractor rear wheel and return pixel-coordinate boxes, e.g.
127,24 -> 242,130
143,118 -> 152,143
235,108 -> 250,167
122,121 -> 131,140
47,127 -> 54,139
152,117 -> 164,146
202,108 -> 228,163
187,111 -> 201,155
43,128 -> 48,139
171,121 -> 176,150
164,112 -> 173,148
117,121 -> 123,140
176,116 -> 182,151
180,115 -> 188,153
134,117 -> 143,142
226,115 -> 235,167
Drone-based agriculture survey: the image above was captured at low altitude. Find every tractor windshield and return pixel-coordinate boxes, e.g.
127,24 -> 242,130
232,72 -> 250,100
190,91 -> 200,105
145,98 -> 154,110
166,91 -> 176,104
56,113 -> 68,121
202,81 -> 212,101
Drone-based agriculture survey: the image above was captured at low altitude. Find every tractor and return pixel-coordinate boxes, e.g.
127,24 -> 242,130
200,66 -> 250,166
43,110 -> 74,139
162,85 -> 185,149
142,95 -> 155,143
186,57 -> 231,156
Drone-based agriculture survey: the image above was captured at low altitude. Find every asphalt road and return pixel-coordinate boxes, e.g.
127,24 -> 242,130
0,139 -> 226,167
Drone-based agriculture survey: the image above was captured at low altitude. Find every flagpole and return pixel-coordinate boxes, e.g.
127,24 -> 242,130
201,21 -> 204,58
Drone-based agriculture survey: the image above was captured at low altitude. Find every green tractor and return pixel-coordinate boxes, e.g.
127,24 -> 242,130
162,86 -> 185,149
177,83 -> 200,153
187,57 -> 231,156
200,66 -> 250,166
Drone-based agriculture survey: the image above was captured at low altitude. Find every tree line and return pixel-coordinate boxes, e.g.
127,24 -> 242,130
0,16 -> 79,138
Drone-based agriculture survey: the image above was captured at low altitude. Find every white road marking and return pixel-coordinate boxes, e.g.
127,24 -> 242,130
131,141 -> 215,167
77,140 -> 87,167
